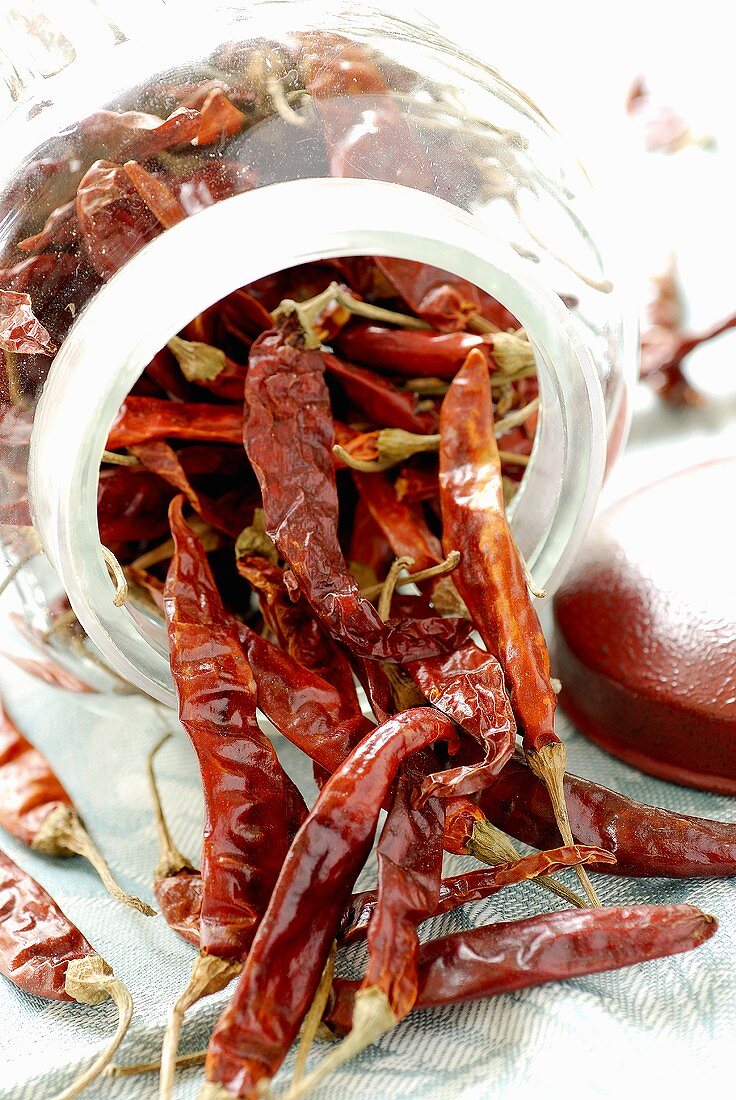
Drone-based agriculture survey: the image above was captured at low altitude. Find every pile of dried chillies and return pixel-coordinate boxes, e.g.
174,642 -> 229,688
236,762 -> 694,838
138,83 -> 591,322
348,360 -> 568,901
60,257 -> 734,1097
0,35 -> 730,1100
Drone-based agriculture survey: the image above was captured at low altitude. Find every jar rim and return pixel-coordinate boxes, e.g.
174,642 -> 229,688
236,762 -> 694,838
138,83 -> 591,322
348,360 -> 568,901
28,176 -> 606,705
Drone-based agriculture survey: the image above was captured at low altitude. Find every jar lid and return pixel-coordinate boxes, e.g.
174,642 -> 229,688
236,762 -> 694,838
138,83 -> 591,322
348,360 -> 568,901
553,458 -> 736,793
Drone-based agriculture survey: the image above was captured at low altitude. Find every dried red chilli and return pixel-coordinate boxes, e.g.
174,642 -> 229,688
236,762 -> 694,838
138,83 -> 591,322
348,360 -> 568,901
0,289 -> 57,357
438,348 -> 600,906
97,465 -> 173,544
341,844 -> 615,945
147,734 -> 202,949
235,619 -> 372,772
293,750 -> 446,1093
122,160 -> 187,228
0,692 -> 152,914
76,160 -> 168,279
408,644 -> 517,800
130,441 -> 245,537
235,554 -> 360,714
351,471 -> 442,573
202,708 -> 457,1099
243,321 -> 471,662
167,336 -> 248,402
347,485 -> 514,798
0,846 -> 134,1099
395,464 -> 440,504
232,600 -> 534,891
348,497 -> 393,586
337,323 -> 526,379
372,257 -> 519,333
322,351 -> 438,435
108,397 -> 243,448
160,496 -> 308,1099
324,905 -> 717,1038
478,751 -> 736,878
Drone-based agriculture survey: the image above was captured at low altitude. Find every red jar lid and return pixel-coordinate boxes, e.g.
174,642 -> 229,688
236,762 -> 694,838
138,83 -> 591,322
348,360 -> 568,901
553,458 -> 736,793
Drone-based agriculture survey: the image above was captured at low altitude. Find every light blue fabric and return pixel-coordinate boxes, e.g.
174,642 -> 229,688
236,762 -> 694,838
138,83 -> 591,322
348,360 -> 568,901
0,585 -> 734,1099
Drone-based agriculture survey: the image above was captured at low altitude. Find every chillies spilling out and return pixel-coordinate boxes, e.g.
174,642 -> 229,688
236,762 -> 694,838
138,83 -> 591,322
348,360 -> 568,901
72,243 -> 731,1099
3,245 -> 730,1096
0,35 -> 730,1100
0,247 -> 730,1099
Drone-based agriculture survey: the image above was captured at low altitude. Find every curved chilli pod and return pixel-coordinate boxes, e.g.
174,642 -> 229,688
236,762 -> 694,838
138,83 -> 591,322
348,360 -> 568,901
160,497 -> 307,1100
325,904 -> 717,1036
290,749 -> 445,1096
201,708 -> 458,1099
235,554 -> 360,717
107,397 -> 244,449
0,694 -> 153,915
478,751 -> 736,878
341,844 -> 616,945
439,349 -> 600,906
408,644 -> 517,799
0,289 -> 56,356
0,847 -> 133,1100
372,257 -> 519,333
243,322 -> 470,663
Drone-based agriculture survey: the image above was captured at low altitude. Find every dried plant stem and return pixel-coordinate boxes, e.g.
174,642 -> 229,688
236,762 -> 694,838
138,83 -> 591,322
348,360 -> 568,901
469,818 -> 586,909
490,364 -> 537,388
101,546 -> 128,607
494,397 -> 540,437
333,444 -> 395,474
235,509 -> 277,563
159,955 -> 242,1100
107,1051 -> 205,1078
376,556 -> 427,710
467,312 -> 501,334
267,75 -> 307,125
148,734 -> 194,879
362,551 -> 461,602
33,804 -> 155,915
101,449 -> 140,467
0,555 -> 30,600
377,557 -> 414,623
515,547 -> 546,600
292,943 -> 337,1086
526,742 -> 602,907
132,518 -> 219,571
401,377 -> 449,396
287,987 -> 397,1100
4,351 -> 24,405
275,281 -> 432,339
55,957 -> 133,1100
498,451 -> 530,467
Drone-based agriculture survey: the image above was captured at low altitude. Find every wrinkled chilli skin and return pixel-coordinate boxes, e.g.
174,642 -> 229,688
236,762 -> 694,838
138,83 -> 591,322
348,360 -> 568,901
439,349 -> 557,753
326,904 -> 717,1033
358,751 -> 445,1019
0,700 -> 73,847
0,847 -> 95,999
341,844 -> 615,944
204,709 -> 457,1098
480,752 -> 736,877
165,497 -> 306,959
243,325 -> 471,663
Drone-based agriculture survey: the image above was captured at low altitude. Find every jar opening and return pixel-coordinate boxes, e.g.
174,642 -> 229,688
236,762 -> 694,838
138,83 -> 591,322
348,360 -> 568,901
28,177 -> 606,703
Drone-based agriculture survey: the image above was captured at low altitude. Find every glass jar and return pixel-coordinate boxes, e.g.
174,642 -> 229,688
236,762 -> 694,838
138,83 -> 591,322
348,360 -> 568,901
0,0 -> 636,705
